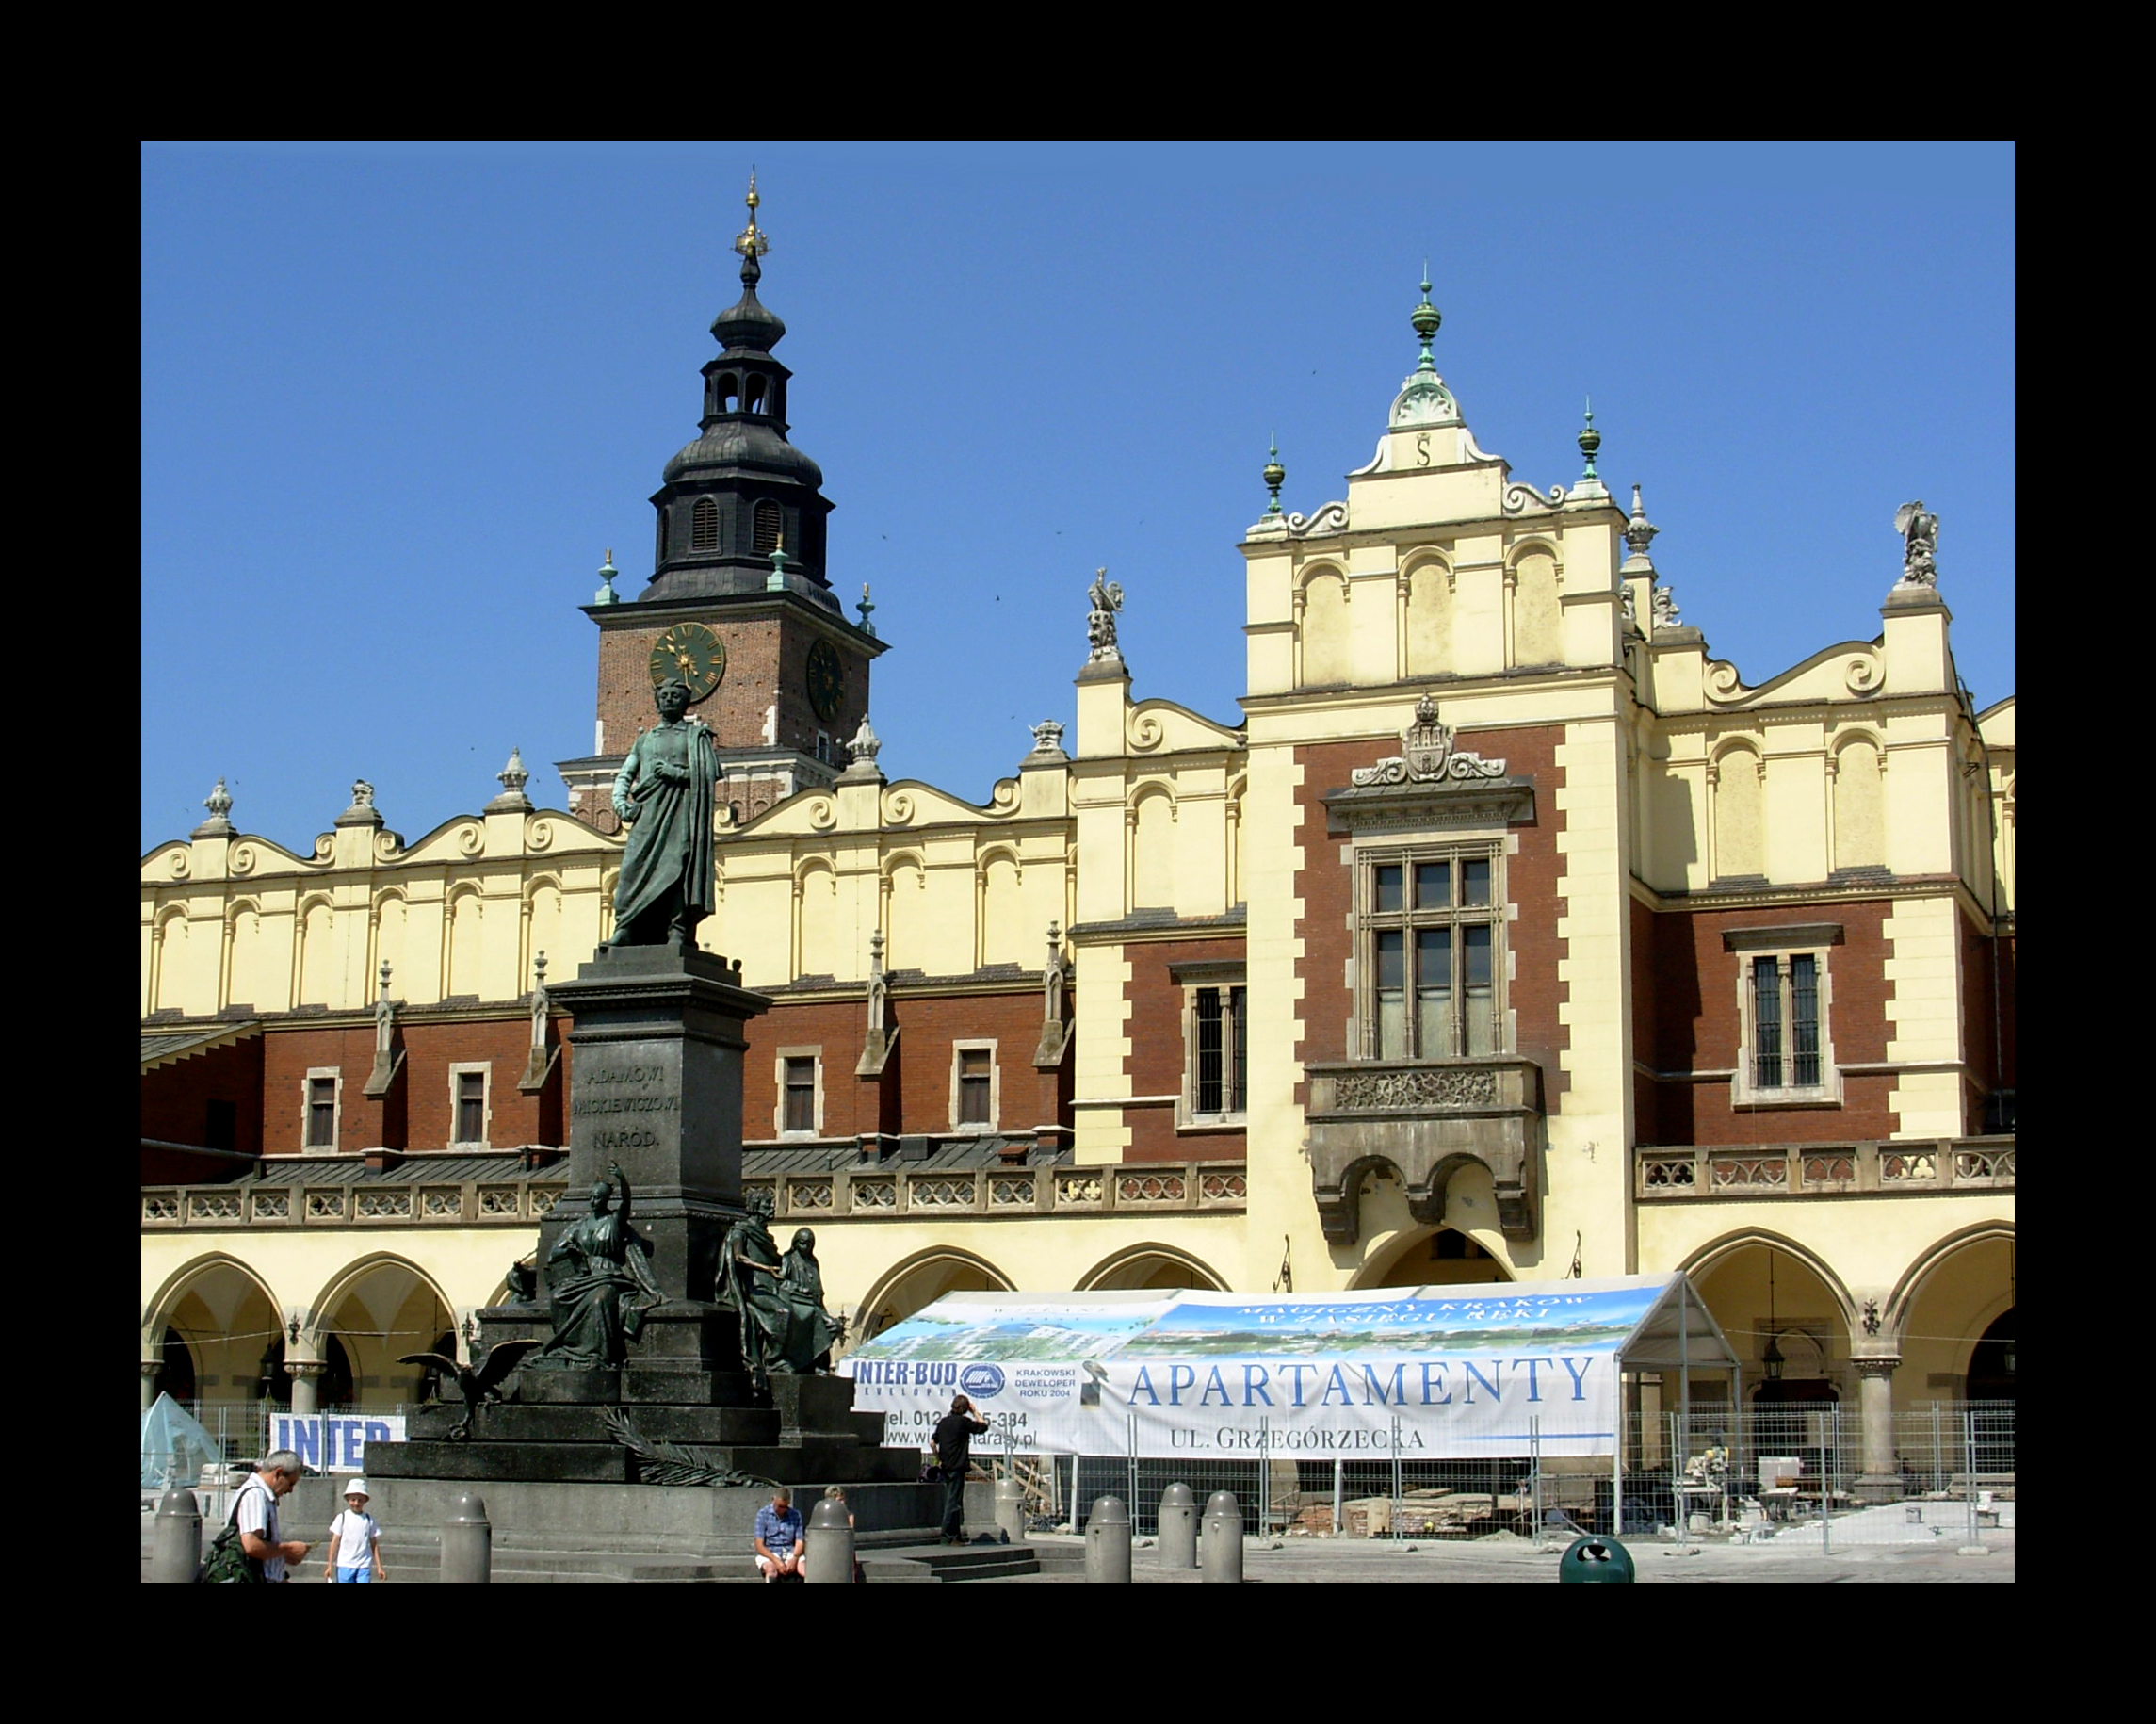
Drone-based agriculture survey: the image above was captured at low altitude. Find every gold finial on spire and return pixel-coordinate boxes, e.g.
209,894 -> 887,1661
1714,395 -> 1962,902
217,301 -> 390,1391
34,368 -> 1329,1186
734,169 -> 769,262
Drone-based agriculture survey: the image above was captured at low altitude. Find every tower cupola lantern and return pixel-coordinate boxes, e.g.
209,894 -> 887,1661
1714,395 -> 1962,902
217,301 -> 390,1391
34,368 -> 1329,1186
642,174 -> 839,611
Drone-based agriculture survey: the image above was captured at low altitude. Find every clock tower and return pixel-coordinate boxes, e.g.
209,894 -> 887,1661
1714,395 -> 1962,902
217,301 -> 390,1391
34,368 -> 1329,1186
558,179 -> 885,832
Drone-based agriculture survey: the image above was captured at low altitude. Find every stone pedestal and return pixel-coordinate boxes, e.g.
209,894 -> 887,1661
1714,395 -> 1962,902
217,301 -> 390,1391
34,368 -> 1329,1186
363,944 -> 917,1538
538,943 -> 769,1302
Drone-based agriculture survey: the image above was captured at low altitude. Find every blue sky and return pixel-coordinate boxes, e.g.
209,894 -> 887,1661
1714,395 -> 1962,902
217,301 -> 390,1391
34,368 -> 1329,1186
142,143 -> 2014,855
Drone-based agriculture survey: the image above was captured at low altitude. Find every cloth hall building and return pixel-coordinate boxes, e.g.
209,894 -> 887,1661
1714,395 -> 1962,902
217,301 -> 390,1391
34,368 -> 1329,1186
140,218 -> 2016,1478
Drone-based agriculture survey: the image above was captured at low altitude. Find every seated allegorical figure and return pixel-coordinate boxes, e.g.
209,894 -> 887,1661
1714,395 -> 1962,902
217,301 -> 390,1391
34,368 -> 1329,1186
531,1161 -> 664,1370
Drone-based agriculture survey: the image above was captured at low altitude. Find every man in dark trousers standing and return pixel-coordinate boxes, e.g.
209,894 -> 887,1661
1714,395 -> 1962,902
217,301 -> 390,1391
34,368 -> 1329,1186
933,1393 -> 990,1544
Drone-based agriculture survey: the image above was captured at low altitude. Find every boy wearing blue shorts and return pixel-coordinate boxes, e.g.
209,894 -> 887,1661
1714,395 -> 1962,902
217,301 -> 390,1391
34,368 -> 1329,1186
323,1479 -> 386,1584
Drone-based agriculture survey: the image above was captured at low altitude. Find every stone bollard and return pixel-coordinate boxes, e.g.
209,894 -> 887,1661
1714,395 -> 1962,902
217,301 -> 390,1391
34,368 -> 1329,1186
1158,1482 -> 1197,1569
995,1475 -> 1027,1545
1202,1489 -> 1243,1583
441,1491 -> 493,1584
806,1498 -> 855,1583
151,1488 -> 203,1583
1084,1495 -> 1131,1583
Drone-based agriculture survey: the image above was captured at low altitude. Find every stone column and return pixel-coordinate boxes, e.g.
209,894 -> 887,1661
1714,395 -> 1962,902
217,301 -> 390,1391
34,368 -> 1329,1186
1853,1357 -> 1902,1502
141,1357 -> 163,1412
286,1359 -> 326,1416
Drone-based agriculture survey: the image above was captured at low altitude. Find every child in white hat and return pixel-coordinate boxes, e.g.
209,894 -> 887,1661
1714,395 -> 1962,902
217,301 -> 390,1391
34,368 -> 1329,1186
324,1479 -> 385,1584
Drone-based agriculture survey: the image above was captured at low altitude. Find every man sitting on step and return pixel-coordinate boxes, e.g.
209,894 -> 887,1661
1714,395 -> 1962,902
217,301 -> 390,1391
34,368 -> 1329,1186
754,1486 -> 806,1581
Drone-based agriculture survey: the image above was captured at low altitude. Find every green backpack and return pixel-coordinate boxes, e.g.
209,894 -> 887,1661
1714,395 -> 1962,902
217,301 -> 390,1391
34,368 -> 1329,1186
195,1485 -> 267,1584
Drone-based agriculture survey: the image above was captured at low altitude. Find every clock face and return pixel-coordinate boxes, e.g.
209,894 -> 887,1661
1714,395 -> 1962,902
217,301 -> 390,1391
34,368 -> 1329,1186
806,640 -> 844,721
649,623 -> 725,703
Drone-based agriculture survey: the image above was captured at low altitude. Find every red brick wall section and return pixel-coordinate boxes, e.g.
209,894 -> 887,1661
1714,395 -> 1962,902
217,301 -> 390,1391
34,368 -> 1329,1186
1292,725 -> 1570,1100
261,1018 -> 547,1155
1639,899 -> 1896,1146
1996,932 -> 2015,1096
141,1036 -> 266,1153
1959,908 -> 2010,1130
1120,936 -> 1247,1163
1630,896 -> 1658,1134
593,612 -> 868,764
738,990 -> 1049,1141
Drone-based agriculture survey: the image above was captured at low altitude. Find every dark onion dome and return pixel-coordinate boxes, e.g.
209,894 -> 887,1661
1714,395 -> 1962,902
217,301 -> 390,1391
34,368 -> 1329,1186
711,253 -> 787,354
663,417 -> 825,489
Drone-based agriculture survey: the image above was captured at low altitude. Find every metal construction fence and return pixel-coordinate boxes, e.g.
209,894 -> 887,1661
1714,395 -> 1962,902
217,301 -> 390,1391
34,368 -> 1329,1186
144,1402 -> 412,1473
994,1401 -> 2014,1551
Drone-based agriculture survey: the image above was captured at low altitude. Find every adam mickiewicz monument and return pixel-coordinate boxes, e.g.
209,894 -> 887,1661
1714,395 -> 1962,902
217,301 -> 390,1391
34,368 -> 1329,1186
362,677 -> 920,1560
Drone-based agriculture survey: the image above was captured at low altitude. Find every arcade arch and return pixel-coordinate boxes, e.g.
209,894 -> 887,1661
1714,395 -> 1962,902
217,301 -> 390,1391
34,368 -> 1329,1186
309,1255 -> 457,1411
852,1248 -> 1013,1347
142,1254 -> 286,1411
1682,1232 -> 1854,1417
1078,1244 -> 1228,1293
1355,1225 -> 1515,1290
1889,1226 -> 2014,1406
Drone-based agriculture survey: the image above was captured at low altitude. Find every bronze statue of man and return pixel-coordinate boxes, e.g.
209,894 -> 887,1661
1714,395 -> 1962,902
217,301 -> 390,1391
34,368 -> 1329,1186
609,678 -> 720,950
722,1191 -> 791,1381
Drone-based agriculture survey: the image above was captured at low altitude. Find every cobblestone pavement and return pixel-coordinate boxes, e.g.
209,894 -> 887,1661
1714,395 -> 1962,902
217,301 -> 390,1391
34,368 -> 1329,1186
1005,1529 -> 2015,1583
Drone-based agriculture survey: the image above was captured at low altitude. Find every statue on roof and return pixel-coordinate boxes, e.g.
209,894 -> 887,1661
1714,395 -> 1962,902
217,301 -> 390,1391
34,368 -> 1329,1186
1894,501 -> 1939,587
1086,568 -> 1125,663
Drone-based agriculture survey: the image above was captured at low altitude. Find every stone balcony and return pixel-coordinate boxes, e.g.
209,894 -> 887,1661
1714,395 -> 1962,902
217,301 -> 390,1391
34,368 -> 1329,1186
141,1160 -> 1249,1231
1632,1136 -> 2015,1201
1305,1056 -> 1542,1244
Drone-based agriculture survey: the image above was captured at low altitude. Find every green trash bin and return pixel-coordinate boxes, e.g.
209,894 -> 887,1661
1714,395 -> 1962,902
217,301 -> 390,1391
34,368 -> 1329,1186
1557,1534 -> 1636,1583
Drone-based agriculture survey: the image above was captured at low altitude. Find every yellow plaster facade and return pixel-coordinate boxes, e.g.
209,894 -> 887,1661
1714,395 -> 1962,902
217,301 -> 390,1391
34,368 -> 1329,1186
144,301 -> 2012,1454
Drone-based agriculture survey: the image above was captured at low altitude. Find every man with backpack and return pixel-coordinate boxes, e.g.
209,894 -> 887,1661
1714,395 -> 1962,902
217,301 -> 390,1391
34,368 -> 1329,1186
235,1449 -> 312,1582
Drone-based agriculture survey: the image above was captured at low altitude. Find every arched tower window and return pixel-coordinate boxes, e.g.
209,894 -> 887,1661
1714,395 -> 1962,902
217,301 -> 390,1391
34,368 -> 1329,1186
716,373 -> 739,415
744,374 -> 767,415
691,497 -> 719,551
657,508 -> 670,561
753,500 -> 782,554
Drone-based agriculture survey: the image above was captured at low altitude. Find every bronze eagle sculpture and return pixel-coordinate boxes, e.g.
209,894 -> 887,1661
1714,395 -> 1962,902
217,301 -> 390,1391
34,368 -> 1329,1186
397,1338 -> 542,1439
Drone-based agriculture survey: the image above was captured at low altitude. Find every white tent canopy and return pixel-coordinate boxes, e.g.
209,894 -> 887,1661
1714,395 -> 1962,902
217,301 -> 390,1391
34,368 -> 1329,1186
841,1274 -> 1739,1462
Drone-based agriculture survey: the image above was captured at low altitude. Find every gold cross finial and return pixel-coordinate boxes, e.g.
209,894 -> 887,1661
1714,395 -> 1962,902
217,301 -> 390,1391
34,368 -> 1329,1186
734,169 -> 769,261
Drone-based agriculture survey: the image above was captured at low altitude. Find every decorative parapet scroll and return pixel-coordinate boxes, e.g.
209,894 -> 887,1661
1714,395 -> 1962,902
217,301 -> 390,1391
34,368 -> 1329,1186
1351,695 -> 1508,788
1285,501 -> 1350,539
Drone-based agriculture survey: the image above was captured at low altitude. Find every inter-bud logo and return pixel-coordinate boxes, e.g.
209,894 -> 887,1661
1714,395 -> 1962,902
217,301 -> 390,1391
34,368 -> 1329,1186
960,1363 -> 1007,1399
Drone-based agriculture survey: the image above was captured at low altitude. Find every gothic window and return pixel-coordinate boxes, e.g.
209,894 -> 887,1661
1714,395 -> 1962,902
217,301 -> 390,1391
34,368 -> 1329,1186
785,1058 -> 816,1133
1179,975 -> 1247,1125
777,1049 -> 821,1137
450,1063 -> 491,1147
1726,926 -> 1843,1108
952,1043 -> 997,1131
691,497 -> 719,551
1358,843 -> 1505,1060
754,499 -> 782,554
304,1070 -> 339,1151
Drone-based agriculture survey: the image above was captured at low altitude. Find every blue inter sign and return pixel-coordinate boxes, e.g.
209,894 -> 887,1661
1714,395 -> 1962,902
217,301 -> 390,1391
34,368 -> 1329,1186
267,1413 -> 405,1470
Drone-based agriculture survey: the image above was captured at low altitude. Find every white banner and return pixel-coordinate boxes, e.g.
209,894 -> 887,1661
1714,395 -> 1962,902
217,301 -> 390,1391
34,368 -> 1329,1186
842,1279 -> 1675,1459
265,1413 -> 406,1472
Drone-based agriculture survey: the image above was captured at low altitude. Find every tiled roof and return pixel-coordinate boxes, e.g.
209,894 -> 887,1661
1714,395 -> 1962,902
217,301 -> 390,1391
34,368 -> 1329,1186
744,1136 -> 1063,1173
141,1021 -> 262,1069
248,1152 -> 557,1187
